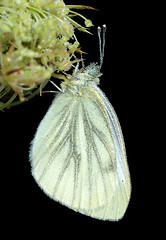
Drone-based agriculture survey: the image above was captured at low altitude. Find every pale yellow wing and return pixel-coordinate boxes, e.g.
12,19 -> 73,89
30,86 -> 131,221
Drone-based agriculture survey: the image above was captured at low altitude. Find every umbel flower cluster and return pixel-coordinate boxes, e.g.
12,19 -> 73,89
0,0 -> 93,110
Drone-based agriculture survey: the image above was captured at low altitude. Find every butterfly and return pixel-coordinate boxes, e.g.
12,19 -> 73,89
30,25 -> 131,221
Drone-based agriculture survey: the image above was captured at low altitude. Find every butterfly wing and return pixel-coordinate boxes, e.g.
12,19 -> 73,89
30,86 -> 130,221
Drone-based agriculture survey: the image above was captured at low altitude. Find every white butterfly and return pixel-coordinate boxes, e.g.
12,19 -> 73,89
30,25 -> 131,221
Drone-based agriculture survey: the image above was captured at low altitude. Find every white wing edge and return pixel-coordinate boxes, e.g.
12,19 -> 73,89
92,85 -> 131,219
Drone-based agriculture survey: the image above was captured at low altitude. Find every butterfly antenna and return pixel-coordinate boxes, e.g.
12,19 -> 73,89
97,24 -> 107,70
81,52 -> 85,68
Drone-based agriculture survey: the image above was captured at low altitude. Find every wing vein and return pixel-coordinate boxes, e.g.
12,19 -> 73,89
52,100 -> 79,203
81,100 -> 93,209
38,132 -> 71,183
81,100 -> 108,206
71,101 -> 81,206
34,101 -> 73,166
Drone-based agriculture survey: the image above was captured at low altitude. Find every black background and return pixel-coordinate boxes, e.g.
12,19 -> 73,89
0,0 -> 150,236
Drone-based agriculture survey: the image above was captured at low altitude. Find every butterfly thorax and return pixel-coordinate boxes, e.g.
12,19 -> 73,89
61,63 -> 102,95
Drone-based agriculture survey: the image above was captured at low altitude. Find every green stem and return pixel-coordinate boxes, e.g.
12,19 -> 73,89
4,79 -> 49,109
27,6 -> 48,18
69,10 -> 87,20
66,5 -> 96,10
66,16 -> 91,34
0,92 -> 17,111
